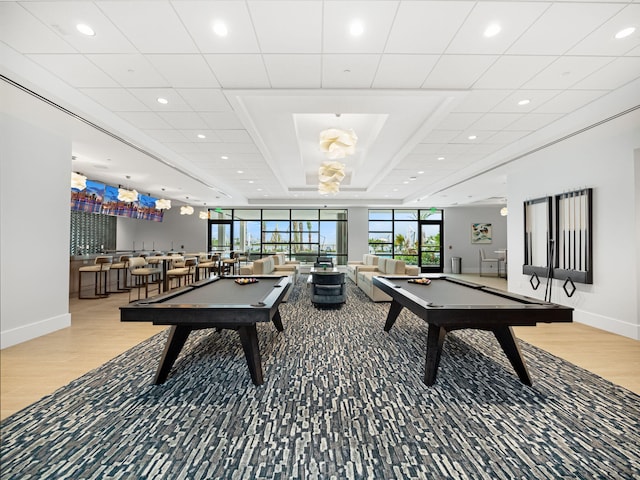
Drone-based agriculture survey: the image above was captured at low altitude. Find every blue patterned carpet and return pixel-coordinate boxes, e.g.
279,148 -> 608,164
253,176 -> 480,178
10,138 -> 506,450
1,279 -> 639,479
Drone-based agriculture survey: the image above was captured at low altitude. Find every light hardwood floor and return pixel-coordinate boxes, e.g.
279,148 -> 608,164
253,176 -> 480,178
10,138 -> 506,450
1,275 -> 638,420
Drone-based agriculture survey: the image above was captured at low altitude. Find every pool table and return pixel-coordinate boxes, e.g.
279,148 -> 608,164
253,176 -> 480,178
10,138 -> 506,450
373,276 -> 573,386
120,275 -> 291,386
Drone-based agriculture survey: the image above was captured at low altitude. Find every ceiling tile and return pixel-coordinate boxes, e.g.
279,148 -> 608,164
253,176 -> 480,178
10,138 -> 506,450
485,130 -> 531,144
504,113 -> 563,131
422,55 -> 498,89
507,3 -> 625,55
215,130 -> 253,143
86,54 -> 168,87
372,55 -> 438,88
79,88 -> 148,111
176,89 -> 231,112
143,129 -> 190,143
452,90 -> 511,113
21,1 -> 136,54
322,54 -> 380,87
172,1 -> 259,54
533,90 -> 608,114
127,88 -> 192,111
0,3 -> 75,53
249,1 -> 322,53
568,4 -> 640,56
199,112 -> 245,130
263,55 -> 322,88
117,112 -> 172,129
419,131 -> 461,144
473,56 -> 557,89
523,56 -> 614,89
437,113 -> 483,131
447,2 -> 549,55
204,55 -> 270,88
96,1 -> 197,53
26,54 -> 118,87
147,55 -> 221,88
491,90 -> 562,113
323,1 -> 398,54
470,113 -> 523,130
385,1 -> 473,53
158,112 -> 209,129
572,57 -> 640,90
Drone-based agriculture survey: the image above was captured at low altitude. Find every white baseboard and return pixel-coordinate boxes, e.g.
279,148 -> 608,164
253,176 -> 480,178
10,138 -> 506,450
575,309 -> 640,341
0,313 -> 71,349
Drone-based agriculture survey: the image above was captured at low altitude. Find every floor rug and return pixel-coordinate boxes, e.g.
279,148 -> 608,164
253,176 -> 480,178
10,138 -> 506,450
2,279 -> 639,479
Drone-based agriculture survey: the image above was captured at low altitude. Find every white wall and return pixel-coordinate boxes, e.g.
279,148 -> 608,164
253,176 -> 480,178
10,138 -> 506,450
1,102 -> 72,348
507,109 -> 640,340
443,207 -> 507,273
116,206 -> 207,253
347,207 -> 369,260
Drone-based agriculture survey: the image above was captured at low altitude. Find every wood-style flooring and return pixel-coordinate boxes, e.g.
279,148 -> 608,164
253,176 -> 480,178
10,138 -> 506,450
1,274 -> 638,420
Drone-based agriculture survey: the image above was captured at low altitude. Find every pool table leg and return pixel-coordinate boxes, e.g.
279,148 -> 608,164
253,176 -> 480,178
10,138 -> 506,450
424,325 -> 448,386
154,325 -> 193,384
271,309 -> 284,332
238,324 -> 264,386
493,326 -> 532,386
383,301 -> 404,332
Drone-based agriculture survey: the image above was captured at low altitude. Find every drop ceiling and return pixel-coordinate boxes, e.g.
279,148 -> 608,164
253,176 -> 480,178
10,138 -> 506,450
1,0 -> 639,208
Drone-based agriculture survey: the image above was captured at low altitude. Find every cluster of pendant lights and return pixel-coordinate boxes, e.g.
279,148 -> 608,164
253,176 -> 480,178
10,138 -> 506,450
317,127 -> 357,195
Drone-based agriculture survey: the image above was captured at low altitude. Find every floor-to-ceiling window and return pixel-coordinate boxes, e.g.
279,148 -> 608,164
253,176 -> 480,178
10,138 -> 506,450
368,209 -> 443,272
208,208 -> 348,264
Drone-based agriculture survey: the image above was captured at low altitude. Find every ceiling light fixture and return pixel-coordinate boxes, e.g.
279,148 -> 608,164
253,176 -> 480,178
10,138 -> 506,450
155,199 -> 172,210
437,156 -> 445,161
318,161 -> 346,195
500,207 -> 508,216
213,22 -> 228,37
518,99 -> 531,106
180,205 -> 194,215
71,172 -> 87,190
483,23 -> 501,38
197,134 -> 206,139
117,187 -> 138,203
350,21 -> 364,36
199,210 -> 210,220
468,135 -> 477,140
76,24 -> 95,36
157,97 -> 168,105
615,27 -> 635,39
319,127 -> 358,159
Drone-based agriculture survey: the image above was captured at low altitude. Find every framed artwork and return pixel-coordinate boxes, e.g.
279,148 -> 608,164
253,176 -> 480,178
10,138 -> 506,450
471,223 -> 492,244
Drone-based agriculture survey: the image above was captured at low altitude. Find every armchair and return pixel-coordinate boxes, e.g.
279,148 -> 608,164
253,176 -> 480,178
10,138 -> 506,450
310,272 -> 346,307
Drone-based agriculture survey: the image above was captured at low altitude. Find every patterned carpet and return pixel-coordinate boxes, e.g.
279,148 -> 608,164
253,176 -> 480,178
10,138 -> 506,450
1,279 -> 639,479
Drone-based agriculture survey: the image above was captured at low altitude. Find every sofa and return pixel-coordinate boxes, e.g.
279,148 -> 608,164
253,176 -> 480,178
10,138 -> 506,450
238,254 -> 299,300
355,257 -> 420,302
346,254 -> 379,284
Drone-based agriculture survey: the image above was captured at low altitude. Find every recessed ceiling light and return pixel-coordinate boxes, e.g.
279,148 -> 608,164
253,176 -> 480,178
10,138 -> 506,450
403,181 -> 409,184
257,188 -> 263,191
483,23 -> 501,38
248,180 -> 254,184
76,24 -> 95,36
350,21 -> 364,36
468,135 -> 477,140
221,155 -> 229,160
518,99 -> 531,106
615,27 -> 636,39
197,134 -> 206,139
157,97 -> 168,105
213,22 -> 228,37
437,156 -> 445,161
237,170 -> 244,174
417,170 -> 424,175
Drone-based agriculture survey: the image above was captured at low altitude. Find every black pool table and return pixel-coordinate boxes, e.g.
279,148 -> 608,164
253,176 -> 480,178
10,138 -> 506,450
373,276 -> 573,386
120,275 -> 291,386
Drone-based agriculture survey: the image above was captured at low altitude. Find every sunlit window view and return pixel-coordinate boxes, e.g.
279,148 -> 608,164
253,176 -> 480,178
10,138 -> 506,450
207,209 -> 348,265
368,209 -> 443,272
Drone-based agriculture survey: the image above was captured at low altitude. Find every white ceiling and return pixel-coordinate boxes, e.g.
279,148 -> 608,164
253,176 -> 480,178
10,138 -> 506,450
1,0 -> 639,208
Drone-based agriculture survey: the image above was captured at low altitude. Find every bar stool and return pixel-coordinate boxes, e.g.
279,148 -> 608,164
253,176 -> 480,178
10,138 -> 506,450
109,255 -> 130,292
166,257 -> 198,290
78,255 -> 113,299
128,257 -> 162,302
221,253 -> 238,276
197,253 -> 218,278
